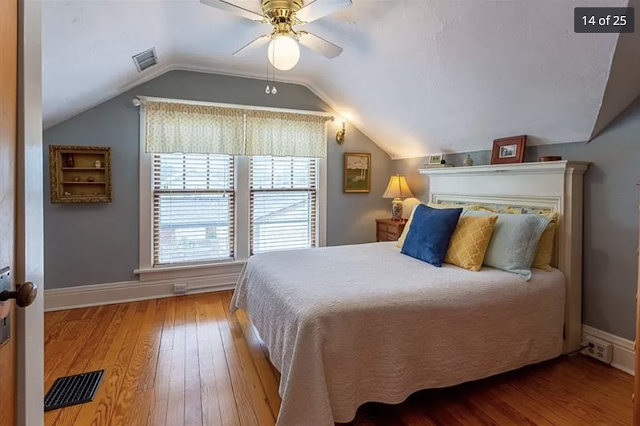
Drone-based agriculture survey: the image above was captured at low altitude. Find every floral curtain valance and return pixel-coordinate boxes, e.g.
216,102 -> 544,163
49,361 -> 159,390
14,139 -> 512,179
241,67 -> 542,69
143,100 -> 332,158
245,110 -> 331,158
144,101 -> 246,155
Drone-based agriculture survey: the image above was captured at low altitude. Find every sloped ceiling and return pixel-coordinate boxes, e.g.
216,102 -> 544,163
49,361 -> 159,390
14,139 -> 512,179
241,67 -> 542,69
590,0 -> 640,138
43,0 -> 634,159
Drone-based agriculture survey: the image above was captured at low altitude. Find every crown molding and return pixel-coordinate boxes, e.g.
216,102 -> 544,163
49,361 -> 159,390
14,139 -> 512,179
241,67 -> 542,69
164,66 -> 392,157
146,65 -> 389,156
43,62 -> 395,158
43,62 -> 314,130
44,63 -> 174,130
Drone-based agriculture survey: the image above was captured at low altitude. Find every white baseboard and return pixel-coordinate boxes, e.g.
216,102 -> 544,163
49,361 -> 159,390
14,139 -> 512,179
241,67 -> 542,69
582,324 -> 635,376
44,272 -> 240,312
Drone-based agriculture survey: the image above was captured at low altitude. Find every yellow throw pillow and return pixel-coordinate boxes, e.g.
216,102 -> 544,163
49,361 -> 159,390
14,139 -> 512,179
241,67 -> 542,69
532,220 -> 557,271
445,215 -> 498,271
474,205 -> 500,213
427,202 -> 467,209
397,202 -> 479,248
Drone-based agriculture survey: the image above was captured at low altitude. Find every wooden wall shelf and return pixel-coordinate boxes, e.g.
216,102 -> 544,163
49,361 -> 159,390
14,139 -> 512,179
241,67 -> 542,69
49,145 -> 113,204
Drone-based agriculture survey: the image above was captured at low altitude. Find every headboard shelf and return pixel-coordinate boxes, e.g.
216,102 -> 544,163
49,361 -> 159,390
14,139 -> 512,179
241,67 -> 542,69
420,160 -> 590,354
419,160 -> 590,176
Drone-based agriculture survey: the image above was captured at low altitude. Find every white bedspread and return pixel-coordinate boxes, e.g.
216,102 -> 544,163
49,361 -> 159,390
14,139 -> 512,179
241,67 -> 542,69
231,242 -> 565,426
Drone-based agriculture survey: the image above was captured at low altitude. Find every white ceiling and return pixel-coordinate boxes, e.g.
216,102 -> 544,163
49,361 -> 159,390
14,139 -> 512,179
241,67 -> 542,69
590,0 -> 640,138
43,0 -> 631,159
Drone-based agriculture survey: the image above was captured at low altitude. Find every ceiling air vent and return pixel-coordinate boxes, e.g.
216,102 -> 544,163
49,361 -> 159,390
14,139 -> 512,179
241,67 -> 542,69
132,48 -> 158,72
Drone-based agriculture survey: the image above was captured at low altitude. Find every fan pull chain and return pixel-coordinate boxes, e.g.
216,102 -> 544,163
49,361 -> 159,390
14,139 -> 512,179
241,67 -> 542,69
272,65 -> 278,95
264,41 -> 278,96
271,40 -> 277,95
265,53 -> 271,94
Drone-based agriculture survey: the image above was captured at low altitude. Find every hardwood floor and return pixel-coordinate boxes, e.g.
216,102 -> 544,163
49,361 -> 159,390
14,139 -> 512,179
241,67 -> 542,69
45,291 -> 633,426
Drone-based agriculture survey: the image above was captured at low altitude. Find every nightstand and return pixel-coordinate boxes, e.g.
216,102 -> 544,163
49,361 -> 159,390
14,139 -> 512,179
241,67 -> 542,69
376,218 -> 407,242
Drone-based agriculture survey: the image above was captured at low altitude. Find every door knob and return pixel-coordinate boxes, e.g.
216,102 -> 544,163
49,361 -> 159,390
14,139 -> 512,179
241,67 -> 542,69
0,282 -> 38,308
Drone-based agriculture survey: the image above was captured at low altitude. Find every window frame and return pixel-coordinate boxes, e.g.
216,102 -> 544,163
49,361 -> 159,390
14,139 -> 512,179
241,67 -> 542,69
151,153 -> 236,266
136,105 -> 327,281
249,156 -> 319,255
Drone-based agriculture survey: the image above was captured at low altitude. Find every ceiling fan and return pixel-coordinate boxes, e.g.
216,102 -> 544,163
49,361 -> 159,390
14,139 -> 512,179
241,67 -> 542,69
200,0 -> 352,71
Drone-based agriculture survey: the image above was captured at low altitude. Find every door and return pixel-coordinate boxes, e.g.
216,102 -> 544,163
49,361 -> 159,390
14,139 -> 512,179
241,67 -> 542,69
0,0 -> 19,423
635,184 -> 640,424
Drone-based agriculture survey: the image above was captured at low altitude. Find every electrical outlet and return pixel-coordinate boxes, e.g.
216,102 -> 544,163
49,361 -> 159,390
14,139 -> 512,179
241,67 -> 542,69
582,335 -> 613,364
173,283 -> 188,294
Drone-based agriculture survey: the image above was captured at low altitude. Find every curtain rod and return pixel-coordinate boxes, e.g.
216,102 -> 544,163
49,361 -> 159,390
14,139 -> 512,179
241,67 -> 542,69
132,95 -> 334,120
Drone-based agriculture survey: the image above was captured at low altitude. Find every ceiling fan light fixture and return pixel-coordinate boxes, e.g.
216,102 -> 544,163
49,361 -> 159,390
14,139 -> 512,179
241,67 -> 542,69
268,34 -> 300,71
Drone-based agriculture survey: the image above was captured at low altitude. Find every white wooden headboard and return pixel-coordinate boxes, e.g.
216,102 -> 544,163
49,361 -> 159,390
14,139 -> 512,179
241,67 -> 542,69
419,161 -> 590,353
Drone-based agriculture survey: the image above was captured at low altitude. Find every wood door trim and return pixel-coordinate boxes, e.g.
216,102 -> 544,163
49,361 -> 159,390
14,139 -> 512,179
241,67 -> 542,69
0,0 -> 18,423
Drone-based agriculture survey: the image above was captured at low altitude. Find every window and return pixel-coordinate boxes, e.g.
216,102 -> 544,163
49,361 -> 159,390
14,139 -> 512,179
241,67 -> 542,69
152,154 -> 234,266
250,156 -> 317,254
138,101 -> 328,276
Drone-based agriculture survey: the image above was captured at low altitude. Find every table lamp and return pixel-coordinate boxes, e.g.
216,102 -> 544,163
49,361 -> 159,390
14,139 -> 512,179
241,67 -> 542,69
382,175 -> 414,221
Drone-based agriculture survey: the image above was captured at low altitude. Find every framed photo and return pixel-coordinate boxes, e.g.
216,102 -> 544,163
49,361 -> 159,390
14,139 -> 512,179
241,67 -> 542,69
427,153 -> 443,165
491,135 -> 527,165
344,153 -> 371,193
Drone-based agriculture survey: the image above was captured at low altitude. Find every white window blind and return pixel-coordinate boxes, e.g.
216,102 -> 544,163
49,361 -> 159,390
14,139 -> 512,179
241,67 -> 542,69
153,154 -> 234,266
250,156 -> 317,254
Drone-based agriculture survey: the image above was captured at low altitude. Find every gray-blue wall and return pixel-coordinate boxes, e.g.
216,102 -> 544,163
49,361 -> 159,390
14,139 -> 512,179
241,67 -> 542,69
394,96 -> 640,340
44,71 -> 392,290
44,69 -> 639,341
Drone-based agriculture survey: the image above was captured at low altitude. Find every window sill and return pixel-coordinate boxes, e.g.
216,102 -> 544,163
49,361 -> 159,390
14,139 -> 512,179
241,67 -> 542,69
134,259 -> 246,282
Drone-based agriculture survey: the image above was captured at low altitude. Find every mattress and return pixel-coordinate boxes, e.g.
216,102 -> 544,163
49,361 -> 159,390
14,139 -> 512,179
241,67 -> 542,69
231,242 -> 566,426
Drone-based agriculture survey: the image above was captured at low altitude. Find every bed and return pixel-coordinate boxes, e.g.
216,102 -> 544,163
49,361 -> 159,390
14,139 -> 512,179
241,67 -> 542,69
231,161 -> 589,426
232,242 -> 565,425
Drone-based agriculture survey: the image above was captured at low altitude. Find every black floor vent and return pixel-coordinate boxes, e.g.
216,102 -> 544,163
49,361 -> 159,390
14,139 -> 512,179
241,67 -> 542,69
44,370 -> 105,411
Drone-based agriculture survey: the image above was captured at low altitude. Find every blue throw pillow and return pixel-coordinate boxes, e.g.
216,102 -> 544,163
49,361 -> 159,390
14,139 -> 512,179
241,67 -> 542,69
401,205 -> 462,267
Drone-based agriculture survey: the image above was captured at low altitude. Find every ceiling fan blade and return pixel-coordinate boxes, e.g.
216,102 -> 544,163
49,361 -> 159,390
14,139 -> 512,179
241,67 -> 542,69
233,34 -> 271,56
200,0 -> 264,21
295,0 -> 352,23
298,32 -> 343,59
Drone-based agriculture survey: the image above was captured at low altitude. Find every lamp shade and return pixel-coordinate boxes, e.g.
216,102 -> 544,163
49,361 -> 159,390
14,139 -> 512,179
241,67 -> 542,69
382,175 -> 414,199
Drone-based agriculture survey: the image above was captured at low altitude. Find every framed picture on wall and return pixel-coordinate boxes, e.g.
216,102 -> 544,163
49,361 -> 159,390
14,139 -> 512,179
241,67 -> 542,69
491,135 -> 527,165
344,153 -> 371,193
427,153 -> 443,165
